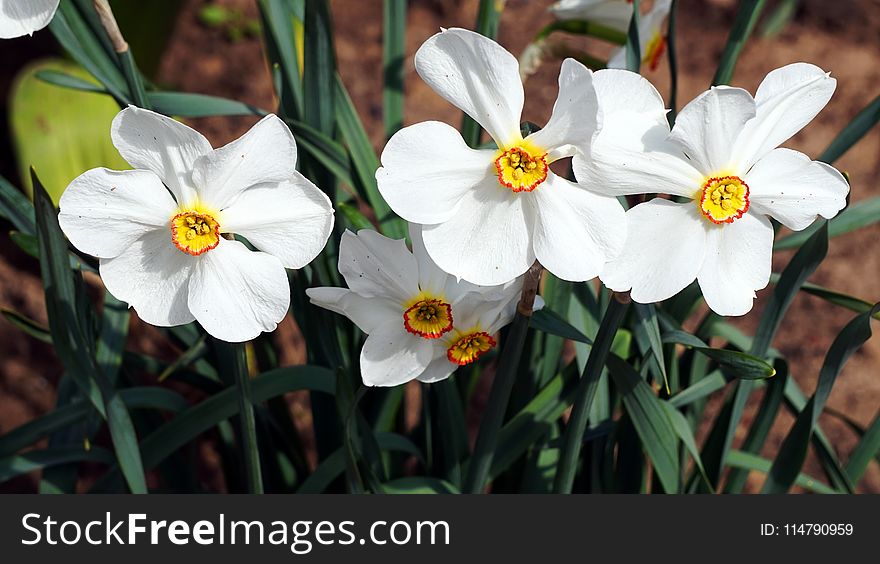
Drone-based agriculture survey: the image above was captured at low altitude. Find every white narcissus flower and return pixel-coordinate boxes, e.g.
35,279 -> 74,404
607,0 -> 671,71
549,0 -> 633,32
575,63 -> 849,316
306,225 -> 537,387
0,0 -> 59,39
377,28 -> 626,286
59,107 -> 335,342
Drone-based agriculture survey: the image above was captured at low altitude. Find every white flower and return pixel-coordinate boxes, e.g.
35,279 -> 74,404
607,0 -> 671,71
575,63 -> 849,316
0,0 -> 59,39
59,107 -> 335,342
549,0 -> 633,32
376,28 -> 626,286
306,225 -> 535,387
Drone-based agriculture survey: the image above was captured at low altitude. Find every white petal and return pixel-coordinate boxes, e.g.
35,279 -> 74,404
187,239 -> 290,342
377,121 -> 494,224
305,287 -> 400,335
59,168 -> 177,259
111,107 -> 212,206
338,229 -> 420,301
530,173 -> 626,282
422,179 -> 535,286
526,58 -> 599,156
601,199 -> 708,304
415,28 -> 524,147
416,352 -> 458,384
100,230 -> 195,327
745,148 -> 849,231
219,174 -> 334,269
573,69 -> 702,198
360,319 -> 434,387
732,63 -> 836,169
0,0 -> 58,38
549,0 -> 633,31
668,86 -> 756,175
191,114 -> 298,210
410,223 -> 452,298
698,213 -> 773,316
606,46 -> 627,70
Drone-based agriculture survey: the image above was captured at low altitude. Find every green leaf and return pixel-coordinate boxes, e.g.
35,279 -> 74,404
666,0 -> 679,124
460,0 -> 503,147
554,297 -> 629,493
774,197 -> 880,251
624,0 -> 641,72
382,0 -> 406,139
712,0 -> 767,85
297,432 -> 422,494
49,2 -> 129,103
0,175 -> 36,234
762,304 -> 879,493
491,363 -> 580,479
33,171 -> 147,493
92,365 -> 335,491
760,0 -> 799,37
10,60 -> 130,202
727,450 -> 836,495
607,355 -> 681,493
530,307 -> 593,344
382,477 -> 460,494
819,94 -> 880,164
534,20 -> 627,44
36,69 -> 106,93
147,91 -> 267,118
0,446 -> 114,483
634,303 -> 667,391
845,410 -> 880,483
660,401 -> 711,489
662,331 -> 776,380
257,0 -> 305,120
1,308 -> 52,344
334,76 -> 404,238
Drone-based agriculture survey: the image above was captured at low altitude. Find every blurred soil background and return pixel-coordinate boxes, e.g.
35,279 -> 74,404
1,0 -> 878,492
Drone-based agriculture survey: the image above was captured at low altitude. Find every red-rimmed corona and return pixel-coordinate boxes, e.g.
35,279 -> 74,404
697,175 -> 750,224
170,209 -> 221,255
446,330 -> 497,366
403,297 -> 453,339
495,144 -> 549,192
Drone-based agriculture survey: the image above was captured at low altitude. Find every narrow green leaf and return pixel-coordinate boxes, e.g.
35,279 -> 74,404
760,0 -> 799,37
762,304 -> 879,493
846,410 -> 880,483
530,307 -> 593,345
774,197 -> 880,251
608,355 -> 681,493
460,0 -> 503,147
819,94 -> 880,164
727,450 -> 836,495
554,297 -> 629,493
383,477 -> 460,494
660,401 -> 711,489
147,91 -> 268,118
534,19 -> 627,44
0,175 -> 36,234
712,0 -> 767,85
382,0 -> 406,138
624,0 -> 641,72
36,69 -> 106,93
634,303 -> 667,390
0,446 -> 114,483
666,0 -> 679,124
257,0 -> 305,120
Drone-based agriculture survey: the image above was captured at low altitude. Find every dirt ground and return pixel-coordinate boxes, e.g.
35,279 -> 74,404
1,0 -> 878,492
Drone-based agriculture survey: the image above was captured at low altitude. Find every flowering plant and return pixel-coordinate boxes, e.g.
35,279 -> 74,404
0,0 -> 877,496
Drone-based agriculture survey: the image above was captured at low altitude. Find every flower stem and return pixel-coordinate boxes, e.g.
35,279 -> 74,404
463,261 -> 543,494
227,342 -> 263,494
92,0 -> 149,109
554,292 -> 630,493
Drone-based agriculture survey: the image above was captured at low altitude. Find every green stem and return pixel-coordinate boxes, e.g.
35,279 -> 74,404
536,19 -> 627,44
463,262 -> 543,493
232,344 -> 263,494
554,295 -> 629,493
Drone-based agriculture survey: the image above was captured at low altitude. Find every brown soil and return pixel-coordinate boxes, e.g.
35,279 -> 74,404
1,0 -> 878,492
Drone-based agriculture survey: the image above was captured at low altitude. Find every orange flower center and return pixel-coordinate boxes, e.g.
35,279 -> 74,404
697,175 -> 750,224
495,144 -> 549,193
403,297 -> 453,339
171,210 -> 221,255
446,331 -> 496,366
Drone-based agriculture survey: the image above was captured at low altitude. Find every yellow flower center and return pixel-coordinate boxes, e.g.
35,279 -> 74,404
644,32 -> 666,71
495,142 -> 549,193
697,175 -> 750,224
447,331 -> 496,366
403,297 -> 453,339
171,210 -> 221,255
